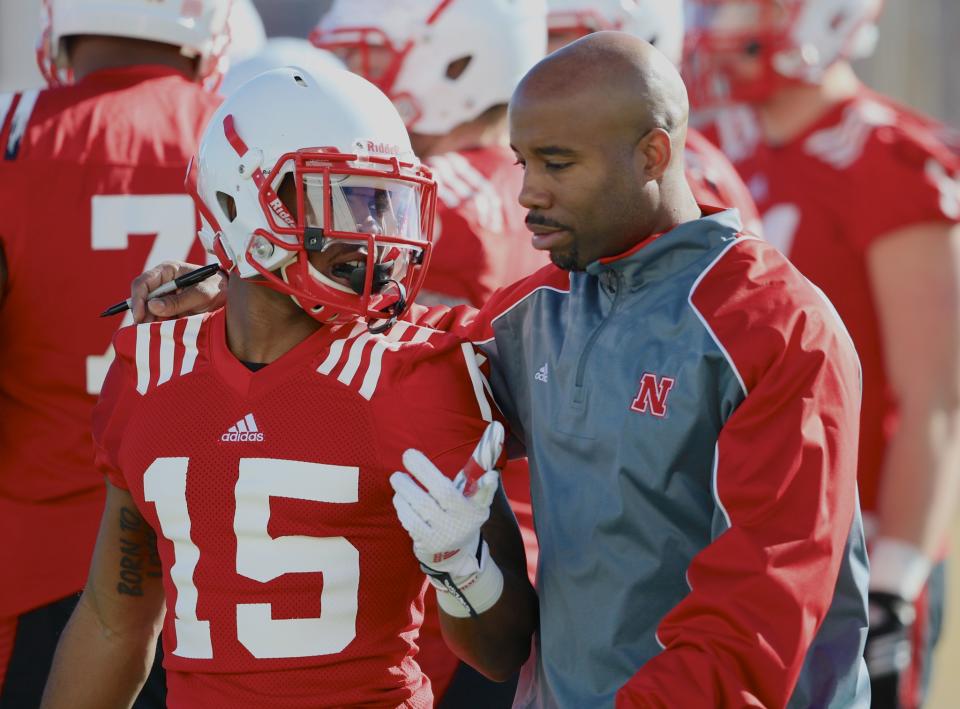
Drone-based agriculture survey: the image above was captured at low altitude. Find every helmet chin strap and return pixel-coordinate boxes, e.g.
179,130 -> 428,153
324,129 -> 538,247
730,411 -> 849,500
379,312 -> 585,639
366,280 -> 407,335
283,259 -> 406,333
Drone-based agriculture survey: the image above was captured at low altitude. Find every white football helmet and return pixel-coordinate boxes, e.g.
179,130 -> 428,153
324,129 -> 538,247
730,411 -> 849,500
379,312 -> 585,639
190,66 -> 437,328
684,0 -> 882,106
311,0 -> 548,136
226,0 -> 267,65
37,0 -> 232,87
547,0 -> 684,65
221,38 -> 344,97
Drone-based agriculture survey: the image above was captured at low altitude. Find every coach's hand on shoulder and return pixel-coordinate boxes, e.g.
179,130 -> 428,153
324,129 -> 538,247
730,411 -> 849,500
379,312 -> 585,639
131,259 -> 227,323
390,422 -> 505,619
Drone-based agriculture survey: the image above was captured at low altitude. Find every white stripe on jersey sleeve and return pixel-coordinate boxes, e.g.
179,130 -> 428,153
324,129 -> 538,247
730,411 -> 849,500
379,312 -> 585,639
338,332 -> 374,387
5,89 -> 38,155
180,314 -> 204,376
357,322 -> 410,401
317,322 -> 366,375
460,342 -> 493,423
156,319 -> 177,386
135,323 -> 152,394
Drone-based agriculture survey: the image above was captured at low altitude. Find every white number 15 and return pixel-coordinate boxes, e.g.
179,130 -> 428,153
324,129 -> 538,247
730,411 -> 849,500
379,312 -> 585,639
143,457 -> 360,660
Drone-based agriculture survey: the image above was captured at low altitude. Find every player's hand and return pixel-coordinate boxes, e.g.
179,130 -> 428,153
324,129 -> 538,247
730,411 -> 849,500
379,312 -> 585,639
864,590 -> 916,708
130,260 -> 227,323
390,422 -> 505,617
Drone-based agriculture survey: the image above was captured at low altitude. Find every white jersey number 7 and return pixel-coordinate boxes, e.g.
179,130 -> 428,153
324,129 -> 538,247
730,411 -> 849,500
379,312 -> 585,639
86,194 -> 197,395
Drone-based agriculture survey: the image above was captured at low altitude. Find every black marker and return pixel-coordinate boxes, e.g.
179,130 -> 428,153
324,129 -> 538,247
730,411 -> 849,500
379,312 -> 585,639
100,263 -> 222,317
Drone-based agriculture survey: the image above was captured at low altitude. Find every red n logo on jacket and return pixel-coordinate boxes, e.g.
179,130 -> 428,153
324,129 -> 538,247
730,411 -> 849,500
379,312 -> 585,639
631,373 -> 675,417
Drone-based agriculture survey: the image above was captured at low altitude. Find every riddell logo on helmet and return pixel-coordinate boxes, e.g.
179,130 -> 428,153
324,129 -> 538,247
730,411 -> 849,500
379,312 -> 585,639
355,139 -> 400,156
221,413 -> 264,442
367,141 -> 399,155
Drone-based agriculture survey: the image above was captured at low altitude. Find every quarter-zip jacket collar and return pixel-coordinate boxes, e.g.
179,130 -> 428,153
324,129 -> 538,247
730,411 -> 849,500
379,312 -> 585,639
585,206 -> 742,289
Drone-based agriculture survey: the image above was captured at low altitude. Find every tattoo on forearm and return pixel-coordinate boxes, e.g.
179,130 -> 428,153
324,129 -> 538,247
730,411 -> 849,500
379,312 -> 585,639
117,506 -> 162,596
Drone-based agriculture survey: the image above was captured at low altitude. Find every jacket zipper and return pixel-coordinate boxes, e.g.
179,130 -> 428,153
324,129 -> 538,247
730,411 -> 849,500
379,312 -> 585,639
573,271 -> 625,404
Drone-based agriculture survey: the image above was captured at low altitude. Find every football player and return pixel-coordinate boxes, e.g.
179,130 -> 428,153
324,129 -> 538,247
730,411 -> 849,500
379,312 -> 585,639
686,1 -> 960,706
547,0 -> 763,235
312,3 -> 549,703
0,0 -> 228,704
41,67 -> 536,709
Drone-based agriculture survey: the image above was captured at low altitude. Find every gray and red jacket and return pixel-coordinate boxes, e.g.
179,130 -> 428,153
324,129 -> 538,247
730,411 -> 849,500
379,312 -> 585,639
427,208 -> 870,707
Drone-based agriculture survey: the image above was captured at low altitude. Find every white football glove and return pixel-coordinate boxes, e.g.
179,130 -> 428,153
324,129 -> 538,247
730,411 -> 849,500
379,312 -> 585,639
390,422 -> 505,618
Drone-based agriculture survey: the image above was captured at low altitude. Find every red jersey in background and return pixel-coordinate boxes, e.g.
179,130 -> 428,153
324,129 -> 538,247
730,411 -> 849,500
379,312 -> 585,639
702,86 -> 960,514
421,144 -> 551,307
0,66 -> 220,620
685,126 -> 763,235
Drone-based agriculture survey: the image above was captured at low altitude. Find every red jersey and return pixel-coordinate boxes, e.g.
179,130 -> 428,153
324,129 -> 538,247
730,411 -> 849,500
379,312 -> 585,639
0,66 -> 219,618
702,86 -> 960,512
685,127 -> 763,236
421,145 -> 551,307
92,309 -> 497,708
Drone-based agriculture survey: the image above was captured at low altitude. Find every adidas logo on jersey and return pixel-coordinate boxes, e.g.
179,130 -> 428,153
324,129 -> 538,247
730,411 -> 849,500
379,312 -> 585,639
535,363 -> 548,383
221,413 -> 263,442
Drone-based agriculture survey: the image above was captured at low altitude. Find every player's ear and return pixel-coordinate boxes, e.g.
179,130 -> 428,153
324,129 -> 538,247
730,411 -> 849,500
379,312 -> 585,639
634,128 -> 672,183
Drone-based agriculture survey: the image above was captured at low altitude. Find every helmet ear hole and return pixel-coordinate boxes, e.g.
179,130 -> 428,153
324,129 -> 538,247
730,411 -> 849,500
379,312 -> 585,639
445,55 -> 473,80
216,191 -> 238,222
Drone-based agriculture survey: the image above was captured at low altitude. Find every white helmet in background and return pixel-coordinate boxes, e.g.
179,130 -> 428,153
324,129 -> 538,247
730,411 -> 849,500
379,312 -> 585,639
37,0 -> 232,87
683,0 -> 882,106
547,0 -> 685,64
226,0 -> 267,65
311,0 -> 548,136
221,38 -> 344,97
190,66 -> 437,329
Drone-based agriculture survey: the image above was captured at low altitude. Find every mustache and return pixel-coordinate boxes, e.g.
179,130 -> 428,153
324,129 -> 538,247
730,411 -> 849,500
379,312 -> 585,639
525,213 -> 571,231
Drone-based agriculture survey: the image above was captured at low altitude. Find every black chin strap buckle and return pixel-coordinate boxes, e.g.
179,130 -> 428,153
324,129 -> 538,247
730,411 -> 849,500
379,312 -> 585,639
366,280 -> 407,335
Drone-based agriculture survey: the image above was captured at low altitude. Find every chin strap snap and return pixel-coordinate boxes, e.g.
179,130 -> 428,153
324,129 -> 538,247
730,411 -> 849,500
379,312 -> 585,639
366,280 -> 407,334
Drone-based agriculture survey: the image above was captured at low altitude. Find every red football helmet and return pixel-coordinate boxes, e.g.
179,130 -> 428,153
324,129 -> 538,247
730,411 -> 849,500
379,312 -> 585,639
683,0 -> 882,107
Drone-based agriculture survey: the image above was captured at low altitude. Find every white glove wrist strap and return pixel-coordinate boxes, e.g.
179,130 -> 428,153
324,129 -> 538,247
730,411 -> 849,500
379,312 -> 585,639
432,540 -> 504,618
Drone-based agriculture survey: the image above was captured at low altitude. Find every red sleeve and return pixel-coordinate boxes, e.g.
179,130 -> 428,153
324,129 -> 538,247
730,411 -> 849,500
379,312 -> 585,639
405,302 -> 485,340
422,341 -> 506,476
382,335 -> 505,480
846,124 -> 960,251
616,239 -> 862,707
91,327 -> 140,489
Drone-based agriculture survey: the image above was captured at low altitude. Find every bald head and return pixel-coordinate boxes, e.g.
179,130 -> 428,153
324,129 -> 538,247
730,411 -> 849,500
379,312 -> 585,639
508,31 -> 700,270
518,31 -> 690,148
